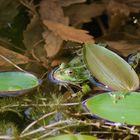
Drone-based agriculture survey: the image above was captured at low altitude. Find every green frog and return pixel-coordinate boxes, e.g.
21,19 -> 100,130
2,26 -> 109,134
49,56 -> 92,93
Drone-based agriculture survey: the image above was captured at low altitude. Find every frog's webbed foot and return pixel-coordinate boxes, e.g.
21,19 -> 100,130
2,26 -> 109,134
109,92 -> 126,104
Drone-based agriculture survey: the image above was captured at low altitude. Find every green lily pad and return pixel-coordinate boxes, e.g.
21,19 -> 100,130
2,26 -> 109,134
84,92 -> 140,125
0,71 -> 40,96
46,134 -> 97,140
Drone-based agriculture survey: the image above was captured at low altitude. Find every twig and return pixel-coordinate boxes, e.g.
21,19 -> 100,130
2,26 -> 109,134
0,55 -> 26,72
2,102 -> 80,109
0,136 -> 15,140
21,111 -> 57,134
20,119 -> 100,138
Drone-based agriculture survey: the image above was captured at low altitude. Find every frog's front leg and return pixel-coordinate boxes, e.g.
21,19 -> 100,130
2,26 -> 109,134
63,83 -> 91,98
81,83 -> 91,94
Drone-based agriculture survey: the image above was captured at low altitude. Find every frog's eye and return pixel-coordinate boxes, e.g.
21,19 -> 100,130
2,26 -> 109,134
65,69 -> 74,75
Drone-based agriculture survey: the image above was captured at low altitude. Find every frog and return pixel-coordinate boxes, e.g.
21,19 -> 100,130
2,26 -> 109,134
49,54 -> 112,94
49,56 -> 91,93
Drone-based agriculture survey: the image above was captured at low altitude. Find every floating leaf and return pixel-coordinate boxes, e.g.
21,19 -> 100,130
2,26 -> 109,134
84,92 -> 140,125
83,43 -> 139,91
43,20 -> 94,43
0,72 -> 40,96
46,134 -> 97,140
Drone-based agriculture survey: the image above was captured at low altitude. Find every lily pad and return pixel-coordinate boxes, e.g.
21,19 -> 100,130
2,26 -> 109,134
46,134 -> 97,140
83,92 -> 140,125
83,43 -> 139,91
0,71 -> 40,96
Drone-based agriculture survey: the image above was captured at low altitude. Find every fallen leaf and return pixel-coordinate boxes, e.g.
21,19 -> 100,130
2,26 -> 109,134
0,45 -> 28,66
23,15 -> 49,67
124,0 -> 140,12
39,0 -> 68,24
39,0 -> 69,58
23,15 -> 43,51
64,3 -> 106,26
107,0 -> 129,32
43,20 -> 94,43
0,0 -> 19,28
59,0 -> 86,7
42,30 -> 63,58
107,0 -> 140,32
107,41 -> 140,57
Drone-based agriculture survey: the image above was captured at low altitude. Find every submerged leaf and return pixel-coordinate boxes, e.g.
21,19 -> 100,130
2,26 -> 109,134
0,0 -> 19,28
83,43 -> 139,91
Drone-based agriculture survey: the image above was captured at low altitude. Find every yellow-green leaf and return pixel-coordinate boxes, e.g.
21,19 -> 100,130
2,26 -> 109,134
83,43 -> 139,91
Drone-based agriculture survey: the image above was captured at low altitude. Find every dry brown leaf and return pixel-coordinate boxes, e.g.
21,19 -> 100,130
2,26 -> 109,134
59,0 -> 86,7
23,15 -> 43,51
64,3 -> 106,26
0,46 -> 28,66
107,41 -> 140,57
39,0 -> 68,24
107,0 -> 129,32
39,0 -> 69,58
107,0 -> 140,32
23,15 -> 49,67
43,20 -> 94,43
0,0 -> 19,28
42,30 -> 63,58
124,0 -> 140,12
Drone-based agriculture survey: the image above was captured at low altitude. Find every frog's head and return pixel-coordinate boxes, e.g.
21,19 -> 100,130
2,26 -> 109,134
53,63 -> 90,84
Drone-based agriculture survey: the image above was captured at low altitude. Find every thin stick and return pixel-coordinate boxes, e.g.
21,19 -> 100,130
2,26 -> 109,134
0,55 -> 26,72
21,111 -> 57,134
